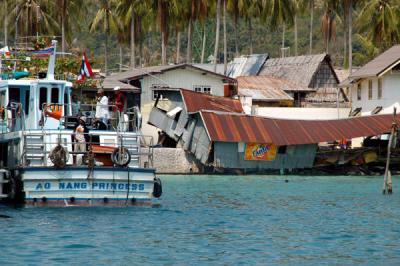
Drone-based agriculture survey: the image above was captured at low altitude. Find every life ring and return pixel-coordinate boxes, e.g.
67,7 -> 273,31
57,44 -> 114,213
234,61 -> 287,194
111,146 -> 131,167
153,177 -> 162,198
44,104 -> 63,120
49,144 -> 69,168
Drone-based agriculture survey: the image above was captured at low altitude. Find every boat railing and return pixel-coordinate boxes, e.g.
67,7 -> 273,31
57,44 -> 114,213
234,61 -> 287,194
0,102 -> 25,134
42,102 -> 142,133
22,131 -> 154,168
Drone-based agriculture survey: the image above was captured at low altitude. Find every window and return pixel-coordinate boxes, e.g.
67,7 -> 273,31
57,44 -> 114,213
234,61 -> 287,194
368,80 -> 372,100
39,87 -> 47,110
357,83 -> 361,100
193,85 -> 212,94
378,78 -> 382,99
371,106 -> 383,115
51,87 -> 59,103
350,107 -> 362,117
152,90 -> 168,101
25,90 -> 30,115
8,87 -> 20,102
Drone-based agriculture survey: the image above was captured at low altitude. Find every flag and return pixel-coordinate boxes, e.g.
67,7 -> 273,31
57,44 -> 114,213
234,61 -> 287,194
76,53 -> 94,83
32,46 -> 54,57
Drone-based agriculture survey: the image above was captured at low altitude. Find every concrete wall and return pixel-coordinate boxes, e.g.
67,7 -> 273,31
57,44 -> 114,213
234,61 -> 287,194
152,148 -> 200,173
140,67 -> 227,140
351,72 -> 400,115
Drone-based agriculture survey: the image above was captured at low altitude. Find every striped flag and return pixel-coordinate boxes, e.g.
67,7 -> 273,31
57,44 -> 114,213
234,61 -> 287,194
32,46 -> 54,57
76,53 -> 93,83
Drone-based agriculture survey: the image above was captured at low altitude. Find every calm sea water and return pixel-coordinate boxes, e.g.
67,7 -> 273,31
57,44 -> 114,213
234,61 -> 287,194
1,175 -> 400,265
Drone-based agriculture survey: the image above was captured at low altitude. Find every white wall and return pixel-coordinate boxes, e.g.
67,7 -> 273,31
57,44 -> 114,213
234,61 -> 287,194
351,72 -> 400,115
255,107 -> 351,120
140,67 -> 227,141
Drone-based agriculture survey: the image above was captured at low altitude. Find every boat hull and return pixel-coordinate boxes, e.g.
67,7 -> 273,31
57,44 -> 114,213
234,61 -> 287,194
20,166 -> 158,206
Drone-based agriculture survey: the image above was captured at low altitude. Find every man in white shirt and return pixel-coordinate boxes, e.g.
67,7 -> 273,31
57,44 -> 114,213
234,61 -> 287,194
95,89 -> 109,127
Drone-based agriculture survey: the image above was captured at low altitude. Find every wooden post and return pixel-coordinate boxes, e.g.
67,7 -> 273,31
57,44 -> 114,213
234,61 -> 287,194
383,108 -> 396,194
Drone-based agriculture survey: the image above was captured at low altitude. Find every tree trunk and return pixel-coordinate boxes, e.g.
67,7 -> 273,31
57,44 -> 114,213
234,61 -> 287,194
234,12 -> 239,56
119,44 -> 123,72
248,18 -> 253,54
213,0 -> 221,72
281,24 -> 285,57
186,17 -> 193,63
176,30 -> 181,64
201,23 -> 206,64
105,34 -> 108,75
61,0 -> 66,54
309,0 -> 314,54
343,12 -> 347,68
161,31 -> 166,65
349,0 -> 353,73
223,0 -> 227,74
130,10 -> 136,68
4,0 -> 7,46
294,14 -> 298,56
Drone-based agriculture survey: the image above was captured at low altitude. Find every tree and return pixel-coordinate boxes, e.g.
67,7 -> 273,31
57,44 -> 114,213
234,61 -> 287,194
356,0 -> 400,51
320,0 -> 339,54
90,0 -> 118,75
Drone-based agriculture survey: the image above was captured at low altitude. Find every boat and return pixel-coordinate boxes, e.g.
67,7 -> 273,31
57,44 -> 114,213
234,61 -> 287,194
0,40 -> 162,206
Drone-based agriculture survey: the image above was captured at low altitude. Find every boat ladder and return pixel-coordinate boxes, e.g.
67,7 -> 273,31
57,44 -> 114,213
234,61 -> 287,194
23,132 -> 47,166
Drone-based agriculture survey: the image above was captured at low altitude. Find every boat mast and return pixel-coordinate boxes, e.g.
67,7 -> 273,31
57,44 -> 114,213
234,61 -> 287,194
46,40 -> 57,80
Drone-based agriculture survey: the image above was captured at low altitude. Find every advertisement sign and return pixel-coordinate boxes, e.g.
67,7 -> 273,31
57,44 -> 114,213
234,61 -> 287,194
244,143 -> 277,161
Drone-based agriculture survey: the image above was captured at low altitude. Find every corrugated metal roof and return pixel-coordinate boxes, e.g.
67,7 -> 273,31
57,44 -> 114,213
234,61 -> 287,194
259,54 -> 330,88
180,89 -> 243,114
110,64 -> 235,82
201,111 -> 398,146
350,45 -> 400,79
239,88 -> 293,101
226,54 -> 268,78
101,78 -> 140,92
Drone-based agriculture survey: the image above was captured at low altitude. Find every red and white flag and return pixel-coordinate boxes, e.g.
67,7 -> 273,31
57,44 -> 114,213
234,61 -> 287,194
76,53 -> 93,82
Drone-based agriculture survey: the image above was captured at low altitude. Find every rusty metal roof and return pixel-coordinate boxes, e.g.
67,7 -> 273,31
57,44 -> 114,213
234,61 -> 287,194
180,90 -> 243,114
350,45 -> 400,79
200,111 -> 399,146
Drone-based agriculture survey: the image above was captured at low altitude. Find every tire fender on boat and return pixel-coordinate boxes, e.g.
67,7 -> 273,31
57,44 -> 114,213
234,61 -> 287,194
111,146 -> 131,167
49,144 -> 69,168
153,177 -> 162,198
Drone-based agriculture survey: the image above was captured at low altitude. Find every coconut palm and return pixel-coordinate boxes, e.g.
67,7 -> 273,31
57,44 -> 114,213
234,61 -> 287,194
356,0 -> 400,50
213,0 -> 221,71
90,0 -> 118,75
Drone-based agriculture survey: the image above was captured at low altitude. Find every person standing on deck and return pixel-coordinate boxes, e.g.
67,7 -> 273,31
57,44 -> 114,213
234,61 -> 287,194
74,116 -> 88,165
95,89 -> 109,128
113,86 -> 128,131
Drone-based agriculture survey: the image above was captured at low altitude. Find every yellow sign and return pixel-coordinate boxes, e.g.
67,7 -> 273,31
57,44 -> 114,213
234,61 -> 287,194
244,143 -> 277,161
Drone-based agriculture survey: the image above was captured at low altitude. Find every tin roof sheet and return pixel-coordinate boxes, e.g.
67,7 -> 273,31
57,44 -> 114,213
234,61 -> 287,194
180,89 -> 243,114
200,111 -> 398,146
226,54 -> 268,78
350,45 -> 400,79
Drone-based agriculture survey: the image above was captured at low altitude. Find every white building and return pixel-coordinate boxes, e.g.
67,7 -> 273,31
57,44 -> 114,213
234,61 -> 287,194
348,45 -> 400,116
108,64 -> 236,141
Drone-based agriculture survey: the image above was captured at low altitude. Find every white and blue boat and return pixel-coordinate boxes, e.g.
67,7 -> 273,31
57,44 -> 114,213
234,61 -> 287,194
0,40 -> 162,206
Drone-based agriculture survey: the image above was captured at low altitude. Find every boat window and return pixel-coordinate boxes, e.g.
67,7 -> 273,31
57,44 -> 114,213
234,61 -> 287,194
64,92 -> 69,116
39,87 -> 47,110
25,90 -> 30,115
8,87 -> 20,103
51,87 -> 59,103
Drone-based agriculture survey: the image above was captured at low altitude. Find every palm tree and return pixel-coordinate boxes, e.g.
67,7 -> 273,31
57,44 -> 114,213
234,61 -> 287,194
116,0 -> 148,68
308,0 -> 314,54
227,0 -> 240,56
320,0 -> 339,54
356,0 -> 400,50
90,0 -> 118,75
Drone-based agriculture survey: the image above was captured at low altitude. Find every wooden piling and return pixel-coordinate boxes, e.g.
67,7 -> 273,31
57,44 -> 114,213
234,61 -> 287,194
383,108 -> 397,194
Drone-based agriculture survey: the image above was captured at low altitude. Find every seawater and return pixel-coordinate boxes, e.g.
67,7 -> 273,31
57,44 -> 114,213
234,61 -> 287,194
1,175 -> 400,265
